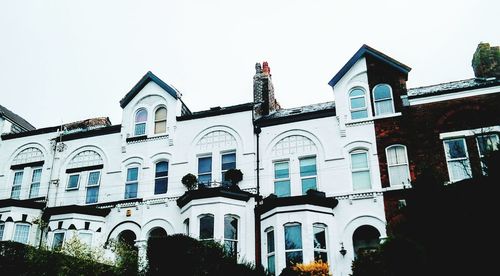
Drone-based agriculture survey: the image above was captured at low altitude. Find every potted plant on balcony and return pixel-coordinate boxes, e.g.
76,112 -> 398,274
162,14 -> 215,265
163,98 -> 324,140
182,173 -> 198,191
224,169 -> 243,190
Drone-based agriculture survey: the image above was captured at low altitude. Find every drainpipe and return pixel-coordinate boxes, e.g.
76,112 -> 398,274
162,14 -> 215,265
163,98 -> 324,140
253,125 -> 262,268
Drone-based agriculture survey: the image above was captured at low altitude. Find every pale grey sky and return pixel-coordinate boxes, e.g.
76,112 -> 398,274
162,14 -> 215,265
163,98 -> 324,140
0,0 -> 498,128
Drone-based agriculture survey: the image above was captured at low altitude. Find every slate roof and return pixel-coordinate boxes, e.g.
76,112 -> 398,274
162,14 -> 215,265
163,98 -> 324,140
407,77 -> 500,98
328,44 -> 411,88
255,101 -> 336,127
177,102 -> 254,121
0,104 -> 36,131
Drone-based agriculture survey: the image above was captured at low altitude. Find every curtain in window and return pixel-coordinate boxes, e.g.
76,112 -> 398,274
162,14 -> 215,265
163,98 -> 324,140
154,108 -> 167,134
13,224 -> 30,244
387,146 -> 410,186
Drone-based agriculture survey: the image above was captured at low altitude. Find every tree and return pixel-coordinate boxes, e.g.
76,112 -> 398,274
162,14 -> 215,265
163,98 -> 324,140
472,42 -> 500,78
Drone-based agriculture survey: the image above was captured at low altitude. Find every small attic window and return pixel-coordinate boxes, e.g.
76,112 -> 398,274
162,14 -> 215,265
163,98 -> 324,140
134,109 -> 147,136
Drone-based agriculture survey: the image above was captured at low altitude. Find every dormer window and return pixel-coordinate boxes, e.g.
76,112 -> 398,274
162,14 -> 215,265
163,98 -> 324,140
134,109 -> 147,136
349,88 -> 368,119
373,84 -> 394,115
154,107 -> 167,134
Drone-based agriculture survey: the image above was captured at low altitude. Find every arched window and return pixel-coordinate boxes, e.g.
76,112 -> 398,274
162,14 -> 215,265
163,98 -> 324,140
353,225 -> 380,258
349,88 -> 368,119
199,214 -> 214,241
386,145 -> 410,186
284,223 -> 303,267
373,84 -> 394,115
350,150 -> 371,190
154,161 -> 169,195
313,223 -> 328,262
224,215 -> 238,257
134,109 -> 148,136
154,107 -> 167,134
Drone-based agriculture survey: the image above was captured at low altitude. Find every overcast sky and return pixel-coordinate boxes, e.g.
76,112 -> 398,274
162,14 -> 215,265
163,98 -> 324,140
0,0 -> 498,128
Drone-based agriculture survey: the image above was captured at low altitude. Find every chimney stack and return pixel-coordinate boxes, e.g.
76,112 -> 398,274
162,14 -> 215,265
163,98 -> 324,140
253,61 -> 279,119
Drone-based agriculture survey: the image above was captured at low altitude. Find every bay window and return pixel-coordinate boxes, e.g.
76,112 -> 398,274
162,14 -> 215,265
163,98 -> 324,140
313,224 -> 328,262
224,215 -> 238,257
13,223 -> 30,244
266,228 -> 275,275
284,223 -> 303,266
52,232 -> 65,250
199,214 -> 214,241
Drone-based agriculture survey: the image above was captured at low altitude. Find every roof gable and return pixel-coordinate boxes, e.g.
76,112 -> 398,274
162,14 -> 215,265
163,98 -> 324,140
0,104 -> 36,131
119,71 -> 179,108
328,44 -> 411,88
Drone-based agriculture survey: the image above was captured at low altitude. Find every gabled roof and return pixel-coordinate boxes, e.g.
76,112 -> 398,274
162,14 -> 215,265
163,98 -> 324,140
119,71 -> 179,108
328,44 -> 411,88
407,77 -> 500,98
0,104 -> 36,131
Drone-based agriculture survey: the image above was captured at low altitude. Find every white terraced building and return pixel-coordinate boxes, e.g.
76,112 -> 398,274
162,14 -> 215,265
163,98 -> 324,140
0,47 -> 397,275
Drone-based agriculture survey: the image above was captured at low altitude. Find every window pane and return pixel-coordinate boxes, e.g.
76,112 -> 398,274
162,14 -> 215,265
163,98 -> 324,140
155,162 -> 169,177
0,223 -> 5,240
198,174 -> 212,185
155,107 -> 167,121
11,185 -> 21,199
389,165 -> 410,186
52,232 -> 65,250
350,89 -> 365,97
314,251 -> 328,263
222,153 -> 236,171
127,168 -> 138,181
274,162 -> 289,179
300,157 -> 316,177
313,226 -> 326,249
29,183 -> 40,198
284,225 -> 302,250
375,100 -> 394,115
350,97 -> 366,109
351,110 -> 368,119
154,178 -> 168,194
351,152 -> 368,170
445,139 -> 467,159
286,251 -> 303,267
13,171 -> 23,185
67,175 -> 80,189
274,180 -> 290,197
387,146 -> 407,166
134,123 -> 146,136
224,216 -> 238,240
31,169 -> 42,182
477,135 -> 499,155
448,161 -> 471,181
135,109 -> 147,122
199,215 -> 214,240
13,224 -> 30,244
198,157 -> 212,174
374,85 -> 391,100
88,171 -> 100,186
302,178 -> 317,194
353,171 -> 371,190
86,186 -> 99,204
267,231 -> 275,253
125,182 -> 138,199
267,255 -> 275,275
224,240 -> 238,257
154,121 -> 166,134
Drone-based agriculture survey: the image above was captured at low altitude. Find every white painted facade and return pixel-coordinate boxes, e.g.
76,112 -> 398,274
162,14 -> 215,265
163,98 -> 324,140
0,59 -> 387,275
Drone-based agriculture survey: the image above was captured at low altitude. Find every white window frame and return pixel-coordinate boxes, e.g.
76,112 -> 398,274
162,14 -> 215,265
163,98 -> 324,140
154,161 -> 169,195
85,170 -> 101,204
350,150 -> 372,191
349,88 -> 368,120
197,155 -> 213,185
66,173 -> 81,191
78,231 -> 93,247
385,145 -> 411,186
153,106 -> 167,135
284,222 -> 303,267
223,214 -> 239,257
299,155 -> 318,195
273,160 -> 291,197
134,108 -> 148,136
372,84 -> 395,116
29,167 -> 43,199
221,151 -> 236,183
313,223 -> 328,263
265,227 -> 275,275
443,138 -> 472,182
52,231 -> 66,250
124,167 -> 139,199
476,133 -> 499,175
12,223 -> 30,244
11,170 -> 24,199
199,214 -> 215,241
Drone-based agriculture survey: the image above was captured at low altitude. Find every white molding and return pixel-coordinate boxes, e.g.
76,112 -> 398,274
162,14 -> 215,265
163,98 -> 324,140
439,126 -> 500,140
409,85 -> 500,105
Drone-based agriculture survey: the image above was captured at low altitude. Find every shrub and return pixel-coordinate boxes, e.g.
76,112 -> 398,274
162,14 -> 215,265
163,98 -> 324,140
181,173 -> 198,190
224,168 -> 243,187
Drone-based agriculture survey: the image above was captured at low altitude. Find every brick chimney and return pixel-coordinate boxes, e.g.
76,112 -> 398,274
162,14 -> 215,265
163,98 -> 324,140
253,61 -> 280,119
